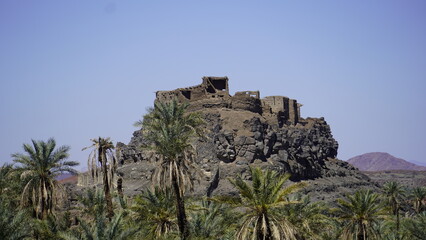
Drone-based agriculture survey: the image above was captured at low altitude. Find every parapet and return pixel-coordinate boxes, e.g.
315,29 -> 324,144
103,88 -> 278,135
156,76 -> 230,103
235,91 -> 260,99
155,76 -> 301,125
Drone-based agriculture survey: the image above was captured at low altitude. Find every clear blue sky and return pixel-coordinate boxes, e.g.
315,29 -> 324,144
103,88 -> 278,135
1,1 -> 426,170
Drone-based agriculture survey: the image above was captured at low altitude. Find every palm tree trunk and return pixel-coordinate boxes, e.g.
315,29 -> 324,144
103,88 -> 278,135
357,220 -> 365,240
40,193 -> 46,220
256,213 -> 272,240
172,165 -> 189,240
40,181 -> 48,220
100,145 -> 114,220
396,205 -> 400,240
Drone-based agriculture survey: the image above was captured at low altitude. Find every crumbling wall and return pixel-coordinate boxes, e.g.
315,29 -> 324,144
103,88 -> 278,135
156,76 -> 230,104
262,96 -> 289,115
261,96 -> 300,125
202,76 -> 229,97
235,91 -> 260,99
231,93 -> 262,113
156,84 -> 207,103
288,99 -> 299,124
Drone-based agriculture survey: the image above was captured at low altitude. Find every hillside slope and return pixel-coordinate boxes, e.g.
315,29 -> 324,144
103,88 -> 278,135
347,152 -> 426,171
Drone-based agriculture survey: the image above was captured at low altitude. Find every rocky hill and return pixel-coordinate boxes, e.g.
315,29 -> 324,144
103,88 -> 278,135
105,77 -> 375,202
347,152 -> 426,171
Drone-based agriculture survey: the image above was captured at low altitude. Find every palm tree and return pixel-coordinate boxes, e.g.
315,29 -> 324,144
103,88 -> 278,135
335,189 -> 384,240
0,163 -> 14,196
281,195 -> 333,240
131,187 -> 177,239
12,138 -> 79,219
189,200 -> 237,240
224,167 -> 306,240
383,181 -> 406,238
61,211 -> 138,240
33,213 -> 73,240
0,164 -> 22,207
83,137 -> 116,220
137,100 -> 204,240
0,164 -> 27,212
78,188 -> 107,220
411,187 -> 426,214
62,188 -> 138,240
403,212 -> 426,240
0,198 -> 30,240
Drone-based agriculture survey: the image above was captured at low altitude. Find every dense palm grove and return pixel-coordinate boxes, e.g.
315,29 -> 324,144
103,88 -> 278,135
1,101 -> 425,240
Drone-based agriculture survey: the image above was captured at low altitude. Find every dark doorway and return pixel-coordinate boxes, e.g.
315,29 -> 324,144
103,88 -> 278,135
211,79 -> 226,90
181,90 -> 191,100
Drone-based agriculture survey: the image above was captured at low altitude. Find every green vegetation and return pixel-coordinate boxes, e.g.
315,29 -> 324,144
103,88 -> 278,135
136,100 -> 205,240
12,138 -> 78,219
222,167 -> 306,240
1,102 -> 426,239
131,187 -> 177,239
83,137 -> 117,220
335,189 -> 384,240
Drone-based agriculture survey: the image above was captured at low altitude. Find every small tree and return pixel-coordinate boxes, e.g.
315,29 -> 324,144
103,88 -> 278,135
131,187 -> 177,239
61,190 -> 137,240
0,198 -> 30,240
12,138 -> 78,219
403,212 -> 426,240
383,181 -> 406,239
335,189 -> 384,240
281,195 -> 333,240
411,187 -> 426,214
225,167 -> 306,240
189,200 -> 237,240
83,137 -> 117,220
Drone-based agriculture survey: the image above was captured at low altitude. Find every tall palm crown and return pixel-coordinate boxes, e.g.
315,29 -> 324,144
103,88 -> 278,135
138,100 -> 204,189
383,181 -> 406,239
189,200 -> 237,240
83,137 -> 116,220
131,187 -> 177,239
335,189 -> 384,240
12,138 -> 78,219
383,181 -> 405,215
0,198 -> 30,240
228,167 -> 306,240
411,187 -> 426,214
282,195 -> 333,240
137,100 -> 204,240
404,212 -> 426,240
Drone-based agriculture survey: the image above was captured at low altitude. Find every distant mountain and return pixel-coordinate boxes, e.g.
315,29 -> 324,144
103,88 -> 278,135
58,175 -> 78,185
410,160 -> 426,167
347,152 -> 426,171
56,173 -> 74,181
56,173 -> 78,185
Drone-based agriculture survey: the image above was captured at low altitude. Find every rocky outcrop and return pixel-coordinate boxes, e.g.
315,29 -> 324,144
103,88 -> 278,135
113,77 -> 375,200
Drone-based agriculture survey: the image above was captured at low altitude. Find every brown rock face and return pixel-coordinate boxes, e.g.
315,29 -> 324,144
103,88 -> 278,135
115,77 -> 374,201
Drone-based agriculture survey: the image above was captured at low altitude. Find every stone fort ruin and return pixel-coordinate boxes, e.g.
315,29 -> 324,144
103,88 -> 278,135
156,76 -> 302,125
78,75 -> 375,202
